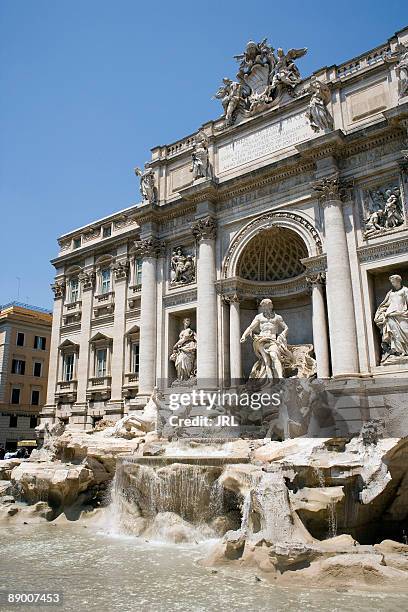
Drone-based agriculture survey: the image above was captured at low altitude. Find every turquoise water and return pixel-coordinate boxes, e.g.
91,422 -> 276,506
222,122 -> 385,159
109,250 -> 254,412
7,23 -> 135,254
0,524 -> 407,612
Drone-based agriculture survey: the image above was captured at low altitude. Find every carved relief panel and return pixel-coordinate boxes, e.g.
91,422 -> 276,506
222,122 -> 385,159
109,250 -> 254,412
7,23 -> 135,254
360,176 -> 407,240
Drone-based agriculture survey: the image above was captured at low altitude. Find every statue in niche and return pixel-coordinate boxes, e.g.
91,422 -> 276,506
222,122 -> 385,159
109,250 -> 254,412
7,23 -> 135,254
170,318 -> 197,383
190,130 -> 210,180
240,299 -> 316,380
363,186 -> 404,237
385,42 -> 408,99
170,246 -> 195,285
134,166 -> 157,204
306,77 -> 333,132
374,274 -> 408,364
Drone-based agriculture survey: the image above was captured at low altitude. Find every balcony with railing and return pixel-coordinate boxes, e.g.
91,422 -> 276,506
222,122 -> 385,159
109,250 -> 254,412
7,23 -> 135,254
55,379 -> 78,402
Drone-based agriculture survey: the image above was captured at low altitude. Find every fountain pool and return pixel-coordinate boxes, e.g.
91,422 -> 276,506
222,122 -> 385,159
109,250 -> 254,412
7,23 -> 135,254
1,524 -> 406,612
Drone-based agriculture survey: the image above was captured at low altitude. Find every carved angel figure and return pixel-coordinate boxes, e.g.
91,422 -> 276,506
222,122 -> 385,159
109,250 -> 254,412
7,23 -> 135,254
190,130 -> 210,180
385,43 -> 408,98
269,47 -> 307,93
306,77 -> 334,132
170,246 -> 195,285
214,77 -> 243,127
134,166 -> 157,204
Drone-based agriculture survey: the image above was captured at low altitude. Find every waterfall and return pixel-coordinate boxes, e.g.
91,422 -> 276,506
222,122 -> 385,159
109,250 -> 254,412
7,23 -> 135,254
108,457 -> 227,540
240,491 -> 252,535
313,466 -> 337,539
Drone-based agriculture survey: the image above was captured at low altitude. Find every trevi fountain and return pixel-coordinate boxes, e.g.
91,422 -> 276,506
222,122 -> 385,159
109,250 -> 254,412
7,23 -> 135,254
3,27 -> 408,612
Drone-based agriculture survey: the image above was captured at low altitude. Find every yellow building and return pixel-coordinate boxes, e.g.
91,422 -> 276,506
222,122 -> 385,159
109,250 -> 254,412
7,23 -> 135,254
0,302 -> 52,450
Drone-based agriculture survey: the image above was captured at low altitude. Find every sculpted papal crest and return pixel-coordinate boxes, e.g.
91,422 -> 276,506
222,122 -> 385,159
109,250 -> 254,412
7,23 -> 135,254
214,38 -> 307,127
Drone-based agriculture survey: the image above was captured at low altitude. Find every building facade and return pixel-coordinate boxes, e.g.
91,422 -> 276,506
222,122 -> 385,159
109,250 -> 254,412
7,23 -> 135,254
43,27 -> 408,432
0,303 -> 52,449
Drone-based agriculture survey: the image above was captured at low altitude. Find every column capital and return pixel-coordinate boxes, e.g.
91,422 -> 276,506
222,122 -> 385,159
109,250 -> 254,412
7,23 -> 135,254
191,215 -> 217,241
312,174 -> 352,205
78,270 -> 96,291
112,259 -> 129,281
133,237 -> 165,259
51,279 -> 65,300
223,292 -> 241,304
306,272 -> 326,290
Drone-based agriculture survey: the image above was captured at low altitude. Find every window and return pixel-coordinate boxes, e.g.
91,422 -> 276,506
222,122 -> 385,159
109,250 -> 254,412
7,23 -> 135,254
11,388 -> 20,405
33,362 -> 42,377
34,336 -> 46,350
11,359 -> 25,375
68,277 -> 79,303
135,259 -> 142,287
9,415 -> 18,428
31,390 -> 40,406
63,353 -> 75,382
131,343 -> 140,374
30,415 -> 38,428
96,348 -> 107,378
101,268 -> 111,294
102,225 -> 112,238
73,237 -> 81,249
16,332 -> 25,347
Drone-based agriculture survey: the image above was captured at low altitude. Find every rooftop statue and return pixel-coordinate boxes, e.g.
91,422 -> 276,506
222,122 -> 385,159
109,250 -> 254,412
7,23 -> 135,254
306,77 -> 333,132
385,42 -> 408,99
214,39 -> 307,127
134,166 -> 157,204
190,130 -> 211,180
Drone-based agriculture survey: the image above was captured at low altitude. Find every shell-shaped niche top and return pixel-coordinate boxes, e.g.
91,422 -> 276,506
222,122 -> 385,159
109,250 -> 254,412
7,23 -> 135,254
238,227 -> 307,282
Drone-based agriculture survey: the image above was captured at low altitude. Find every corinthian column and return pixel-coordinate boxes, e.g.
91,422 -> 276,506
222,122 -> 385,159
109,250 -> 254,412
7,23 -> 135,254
134,237 -> 163,399
109,258 -> 129,407
192,216 -> 218,387
228,294 -> 242,383
313,175 -> 359,376
306,273 -> 330,378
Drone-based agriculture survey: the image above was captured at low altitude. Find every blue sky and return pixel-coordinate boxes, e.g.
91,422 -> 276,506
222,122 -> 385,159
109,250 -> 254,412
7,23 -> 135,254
1,0 -> 407,308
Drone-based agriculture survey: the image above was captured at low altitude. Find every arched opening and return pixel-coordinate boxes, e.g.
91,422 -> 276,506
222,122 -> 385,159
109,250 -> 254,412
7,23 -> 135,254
237,227 -> 308,282
233,226 -> 313,379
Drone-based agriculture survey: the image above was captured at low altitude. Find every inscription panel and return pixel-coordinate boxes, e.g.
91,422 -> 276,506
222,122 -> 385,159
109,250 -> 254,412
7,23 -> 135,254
218,110 -> 315,173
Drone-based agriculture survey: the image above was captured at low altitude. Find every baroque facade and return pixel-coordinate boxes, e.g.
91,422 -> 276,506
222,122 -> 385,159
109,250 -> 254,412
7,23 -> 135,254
43,27 -> 408,431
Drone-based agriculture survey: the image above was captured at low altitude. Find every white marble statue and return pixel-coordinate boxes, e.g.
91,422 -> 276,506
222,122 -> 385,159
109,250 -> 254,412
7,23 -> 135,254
105,387 -> 164,438
306,77 -> 333,132
240,298 -> 292,379
213,78 -> 243,127
374,274 -> 408,363
190,130 -> 210,180
385,42 -> 408,99
170,317 -> 197,382
134,166 -> 157,204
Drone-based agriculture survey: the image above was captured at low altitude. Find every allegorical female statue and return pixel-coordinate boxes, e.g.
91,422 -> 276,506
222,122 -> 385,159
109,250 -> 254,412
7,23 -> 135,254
170,318 -> 197,382
374,274 -> 408,363
240,298 -> 293,379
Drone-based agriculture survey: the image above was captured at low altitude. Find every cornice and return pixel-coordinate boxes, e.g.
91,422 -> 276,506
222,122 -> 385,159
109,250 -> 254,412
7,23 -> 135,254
51,231 -> 137,267
215,275 -> 310,299
357,235 -> 408,263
